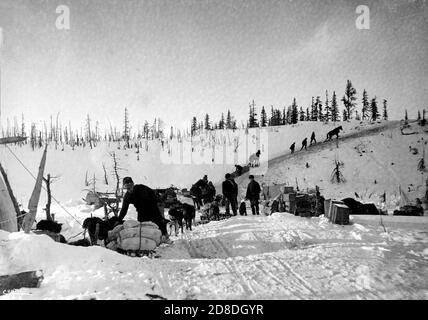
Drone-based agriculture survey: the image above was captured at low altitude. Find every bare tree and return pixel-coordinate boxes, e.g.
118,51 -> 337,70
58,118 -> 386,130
85,170 -> 89,187
331,159 -> 345,183
86,114 -> 93,149
43,173 -> 60,221
109,151 -> 124,216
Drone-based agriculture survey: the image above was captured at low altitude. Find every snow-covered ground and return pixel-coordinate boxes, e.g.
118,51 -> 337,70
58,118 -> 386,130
1,120 -> 427,299
1,212 -> 427,300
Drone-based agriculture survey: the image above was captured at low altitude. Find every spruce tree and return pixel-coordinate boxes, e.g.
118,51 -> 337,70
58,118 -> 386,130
371,97 -> 379,121
342,109 -> 348,121
324,90 -> 330,122
310,96 -> 316,121
299,107 -> 305,121
204,114 -> 211,130
382,99 -> 388,120
191,117 -> 197,136
306,107 -> 310,121
417,110 -> 421,120
342,80 -> 357,120
331,91 -> 339,122
362,89 -> 369,120
219,113 -> 225,129
291,98 -> 299,124
269,106 -> 275,126
283,107 -> 287,125
248,103 -> 254,127
286,106 -> 292,124
260,106 -> 267,127
405,109 -> 408,121
226,110 -> 232,129
248,100 -> 259,128
315,96 -> 322,121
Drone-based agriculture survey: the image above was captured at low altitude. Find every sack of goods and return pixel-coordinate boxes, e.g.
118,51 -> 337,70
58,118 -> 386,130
107,220 -> 162,252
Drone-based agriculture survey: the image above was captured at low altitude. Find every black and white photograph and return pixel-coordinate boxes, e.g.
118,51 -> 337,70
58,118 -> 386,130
0,0 -> 427,303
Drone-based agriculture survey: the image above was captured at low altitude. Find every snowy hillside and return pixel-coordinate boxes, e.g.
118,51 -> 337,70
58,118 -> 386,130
237,120 -> 427,211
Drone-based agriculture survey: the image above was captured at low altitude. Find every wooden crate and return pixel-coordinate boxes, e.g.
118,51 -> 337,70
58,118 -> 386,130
284,193 -> 296,202
330,203 -> 350,225
324,199 -> 344,219
285,200 -> 296,214
324,199 -> 331,218
281,186 -> 295,194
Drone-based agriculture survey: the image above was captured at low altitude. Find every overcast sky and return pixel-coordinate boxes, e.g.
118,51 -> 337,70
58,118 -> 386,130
0,0 -> 427,131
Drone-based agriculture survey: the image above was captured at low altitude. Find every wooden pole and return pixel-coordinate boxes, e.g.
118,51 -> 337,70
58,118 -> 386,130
43,173 -> 53,221
22,144 -> 48,233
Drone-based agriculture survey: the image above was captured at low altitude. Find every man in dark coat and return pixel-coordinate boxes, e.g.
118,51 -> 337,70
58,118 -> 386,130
310,132 -> 316,145
222,173 -> 238,215
206,181 -> 216,203
230,176 -> 239,214
290,142 -> 296,154
190,184 -> 203,209
246,175 -> 261,215
118,177 -> 170,241
300,137 -> 308,151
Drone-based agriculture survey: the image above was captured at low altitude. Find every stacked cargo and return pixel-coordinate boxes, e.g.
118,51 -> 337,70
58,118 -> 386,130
107,220 -> 162,256
283,192 -> 296,213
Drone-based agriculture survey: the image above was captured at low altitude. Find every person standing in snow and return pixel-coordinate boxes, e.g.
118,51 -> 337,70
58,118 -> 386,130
300,137 -> 308,151
310,132 -> 316,145
206,181 -> 216,204
245,175 -> 261,215
290,142 -> 296,154
118,177 -> 171,243
230,176 -> 239,214
222,173 -> 238,216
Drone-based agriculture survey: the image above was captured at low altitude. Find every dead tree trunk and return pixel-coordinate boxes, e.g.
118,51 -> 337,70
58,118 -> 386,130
111,152 -> 121,216
102,163 -> 108,184
22,145 -> 48,233
43,174 -> 53,221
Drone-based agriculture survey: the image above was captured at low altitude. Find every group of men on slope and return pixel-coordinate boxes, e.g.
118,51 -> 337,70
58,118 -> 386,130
289,131 -> 317,154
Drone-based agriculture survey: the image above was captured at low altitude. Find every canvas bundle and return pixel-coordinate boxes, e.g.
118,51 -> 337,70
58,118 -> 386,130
107,220 -> 161,252
119,226 -> 162,245
119,237 -> 157,251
